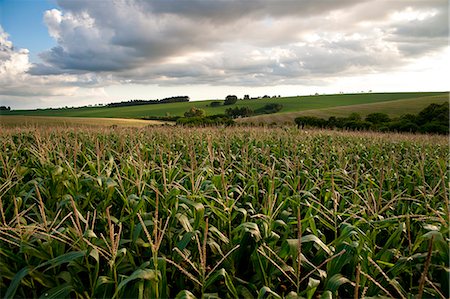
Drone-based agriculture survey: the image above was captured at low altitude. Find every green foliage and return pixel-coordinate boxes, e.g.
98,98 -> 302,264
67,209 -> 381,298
347,112 -> 362,121
106,96 -> 190,108
210,101 -> 222,107
417,102 -> 449,125
1,92 -> 446,120
224,95 -> 238,105
141,115 -> 181,121
184,107 -> 206,118
255,103 -> 283,114
177,114 -> 234,126
295,103 -> 449,134
365,112 -> 390,124
0,126 -> 448,298
295,116 -> 328,128
225,106 -> 254,118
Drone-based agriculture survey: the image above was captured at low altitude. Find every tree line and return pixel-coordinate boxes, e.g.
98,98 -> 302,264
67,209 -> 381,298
294,103 -> 449,134
225,103 -> 283,118
106,96 -> 189,108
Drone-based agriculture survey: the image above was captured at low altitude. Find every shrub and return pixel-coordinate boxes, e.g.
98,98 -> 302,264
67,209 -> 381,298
419,121 -> 449,134
225,107 -> 254,118
141,115 -> 181,121
343,120 -> 371,130
224,95 -> 238,105
295,103 -> 448,134
389,121 -> 419,133
176,115 -> 234,126
184,107 -> 206,118
366,113 -> 390,124
294,116 -> 327,128
399,114 -> 418,123
417,103 -> 449,125
255,103 -> 283,114
348,113 -> 362,121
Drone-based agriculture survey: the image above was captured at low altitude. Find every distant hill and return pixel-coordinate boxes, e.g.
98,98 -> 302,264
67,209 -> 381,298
1,92 -> 447,122
238,93 -> 449,124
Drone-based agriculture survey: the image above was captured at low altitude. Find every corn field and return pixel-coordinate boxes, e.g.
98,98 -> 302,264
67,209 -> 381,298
0,126 -> 448,298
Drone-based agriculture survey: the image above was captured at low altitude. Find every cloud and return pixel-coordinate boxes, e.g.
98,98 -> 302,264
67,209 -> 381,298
388,7 -> 448,56
29,0 -> 448,88
0,26 -> 106,108
0,28 -> 31,77
2,0 -> 448,108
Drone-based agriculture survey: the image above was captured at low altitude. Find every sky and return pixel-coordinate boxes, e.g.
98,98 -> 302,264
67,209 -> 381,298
0,0 -> 448,109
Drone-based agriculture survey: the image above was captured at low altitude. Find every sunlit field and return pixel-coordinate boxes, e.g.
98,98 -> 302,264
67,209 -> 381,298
2,92 -> 445,120
0,126 -> 448,298
239,94 -> 449,124
0,116 -> 167,128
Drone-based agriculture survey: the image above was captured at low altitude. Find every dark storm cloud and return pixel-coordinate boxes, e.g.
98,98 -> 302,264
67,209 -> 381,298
141,0 -> 363,20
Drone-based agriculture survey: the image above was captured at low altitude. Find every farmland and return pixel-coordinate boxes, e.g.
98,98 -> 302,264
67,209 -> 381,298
239,94 -> 449,124
1,92 -> 446,120
0,116 -> 167,128
0,126 -> 448,298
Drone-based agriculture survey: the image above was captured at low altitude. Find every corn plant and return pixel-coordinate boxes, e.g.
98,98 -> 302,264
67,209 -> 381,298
0,126 -> 448,298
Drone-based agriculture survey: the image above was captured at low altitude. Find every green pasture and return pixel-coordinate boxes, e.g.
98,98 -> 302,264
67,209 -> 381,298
239,94 -> 449,124
2,92 -> 446,119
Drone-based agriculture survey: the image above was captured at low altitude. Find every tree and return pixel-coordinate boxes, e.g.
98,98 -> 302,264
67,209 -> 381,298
365,113 -> 390,124
177,115 -> 234,126
224,95 -> 238,105
348,113 -> 361,121
417,103 -> 449,125
225,107 -> 253,118
243,95 -> 250,100
294,116 -> 327,128
184,107 -> 206,118
210,101 -> 222,107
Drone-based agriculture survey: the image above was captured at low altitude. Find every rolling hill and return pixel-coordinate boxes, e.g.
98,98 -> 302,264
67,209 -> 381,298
238,93 -> 449,124
1,92 -> 447,122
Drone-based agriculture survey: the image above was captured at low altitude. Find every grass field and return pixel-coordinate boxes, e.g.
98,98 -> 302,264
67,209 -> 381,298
0,116 -> 167,127
0,125 -> 448,298
239,94 -> 449,124
1,92 -> 446,120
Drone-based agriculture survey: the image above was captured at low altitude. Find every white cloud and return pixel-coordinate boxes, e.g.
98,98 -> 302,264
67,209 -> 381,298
0,26 -> 108,108
31,1 -> 447,83
0,29 -> 30,76
1,0 -> 448,108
